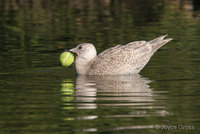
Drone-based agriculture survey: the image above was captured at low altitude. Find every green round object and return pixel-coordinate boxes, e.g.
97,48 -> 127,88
60,52 -> 74,67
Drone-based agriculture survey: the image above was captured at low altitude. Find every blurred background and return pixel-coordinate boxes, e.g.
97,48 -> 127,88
0,0 -> 200,133
0,0 -> 200,73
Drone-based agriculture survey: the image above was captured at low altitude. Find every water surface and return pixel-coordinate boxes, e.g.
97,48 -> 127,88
0,0 -> 200,133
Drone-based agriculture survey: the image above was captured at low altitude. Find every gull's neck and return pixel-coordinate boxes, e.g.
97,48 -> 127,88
75,54 -> 96,75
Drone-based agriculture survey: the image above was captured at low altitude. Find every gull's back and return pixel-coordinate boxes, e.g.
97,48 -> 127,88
87,35 -> 172,75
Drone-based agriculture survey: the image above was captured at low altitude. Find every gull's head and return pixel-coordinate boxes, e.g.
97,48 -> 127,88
69,43 -> 97,62
69,43 -> 97,75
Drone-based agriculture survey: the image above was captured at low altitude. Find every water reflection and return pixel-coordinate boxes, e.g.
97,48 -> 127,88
75,75 -> 153,109
61,74 -> 169,122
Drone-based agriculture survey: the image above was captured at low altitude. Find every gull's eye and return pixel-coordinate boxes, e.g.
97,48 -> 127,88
79,46 -> 82,49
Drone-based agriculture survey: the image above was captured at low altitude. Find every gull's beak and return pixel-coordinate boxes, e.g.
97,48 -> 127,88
69,48 -> 78,56
69,48 -> 76,53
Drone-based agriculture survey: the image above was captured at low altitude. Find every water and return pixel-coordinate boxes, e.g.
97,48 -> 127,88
0,0 -> 200,133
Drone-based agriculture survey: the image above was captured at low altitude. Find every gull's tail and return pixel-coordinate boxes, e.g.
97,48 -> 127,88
148,35 -> 173,53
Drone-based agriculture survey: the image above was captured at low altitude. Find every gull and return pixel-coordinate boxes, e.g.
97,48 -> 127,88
69,35 -> 173,75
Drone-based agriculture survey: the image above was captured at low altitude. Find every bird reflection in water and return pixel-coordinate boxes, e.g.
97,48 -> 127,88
60,74 -> 169,121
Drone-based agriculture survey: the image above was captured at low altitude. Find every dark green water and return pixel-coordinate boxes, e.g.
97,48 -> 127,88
0,0 -> 200,133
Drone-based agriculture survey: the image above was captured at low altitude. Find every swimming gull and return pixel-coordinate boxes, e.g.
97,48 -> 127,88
69,35 -> 173,75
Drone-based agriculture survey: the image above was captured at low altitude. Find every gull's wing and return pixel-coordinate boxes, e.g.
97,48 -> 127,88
88,35 -> 172,75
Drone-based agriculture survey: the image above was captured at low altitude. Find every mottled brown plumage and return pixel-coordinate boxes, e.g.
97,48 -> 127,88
69,35 -> 173,75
